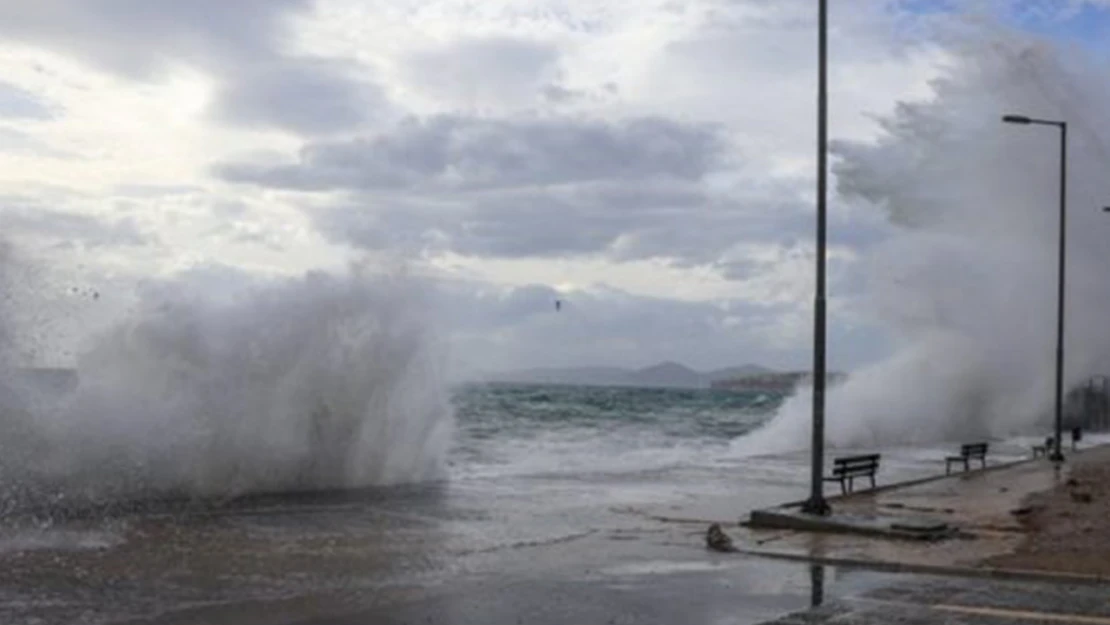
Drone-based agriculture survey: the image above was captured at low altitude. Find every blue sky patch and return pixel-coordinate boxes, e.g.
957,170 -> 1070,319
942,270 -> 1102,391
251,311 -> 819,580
1007,0 -> 1110,46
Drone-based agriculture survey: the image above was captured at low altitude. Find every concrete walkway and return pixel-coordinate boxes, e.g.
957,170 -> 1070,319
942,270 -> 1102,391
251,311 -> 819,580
738,448 -> 1083,577
747,446 -> 1110,624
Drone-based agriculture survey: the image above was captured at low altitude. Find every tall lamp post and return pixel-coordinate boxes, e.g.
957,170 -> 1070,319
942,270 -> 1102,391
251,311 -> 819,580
1002,114 -> 1067,463
802,0 -> 831,516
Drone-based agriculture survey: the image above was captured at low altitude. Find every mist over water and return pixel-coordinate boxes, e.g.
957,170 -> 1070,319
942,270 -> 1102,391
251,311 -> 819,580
0,255 -> 453,506
737,36 -> 1110,453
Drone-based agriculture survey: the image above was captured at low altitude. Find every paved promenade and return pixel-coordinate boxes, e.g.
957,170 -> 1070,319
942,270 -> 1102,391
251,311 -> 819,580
753,444 -> 1110,625
741,445 -> 1105,577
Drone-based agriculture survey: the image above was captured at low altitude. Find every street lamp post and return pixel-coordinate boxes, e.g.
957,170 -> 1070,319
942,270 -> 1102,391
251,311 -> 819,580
802,0 -> 831,516
1002,114 -> 1067,463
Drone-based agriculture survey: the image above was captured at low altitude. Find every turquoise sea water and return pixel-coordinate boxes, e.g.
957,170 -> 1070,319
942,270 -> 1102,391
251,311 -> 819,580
449,383 -> 785,478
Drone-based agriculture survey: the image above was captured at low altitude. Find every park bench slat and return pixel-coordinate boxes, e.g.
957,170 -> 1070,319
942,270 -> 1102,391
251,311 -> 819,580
822,453 -> 879,494
945,442 -> 988,475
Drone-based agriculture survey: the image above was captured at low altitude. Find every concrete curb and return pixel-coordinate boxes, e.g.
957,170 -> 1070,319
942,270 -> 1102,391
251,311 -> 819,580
745,508 -> 958,540
736,548 -> 1109,586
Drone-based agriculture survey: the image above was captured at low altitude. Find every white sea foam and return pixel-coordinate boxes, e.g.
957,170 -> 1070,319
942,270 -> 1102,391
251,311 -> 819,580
736,35 -> 1110,454
0,253 -> 453,504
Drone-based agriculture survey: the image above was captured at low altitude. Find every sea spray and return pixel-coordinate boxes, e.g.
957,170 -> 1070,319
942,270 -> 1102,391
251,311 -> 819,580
736,35 -> 1110,453
0,257 -> 453,506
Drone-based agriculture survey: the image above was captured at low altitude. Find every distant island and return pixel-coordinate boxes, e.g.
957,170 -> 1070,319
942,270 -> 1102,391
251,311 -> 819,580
476,362 -> 845,391
709,371 -> 848,392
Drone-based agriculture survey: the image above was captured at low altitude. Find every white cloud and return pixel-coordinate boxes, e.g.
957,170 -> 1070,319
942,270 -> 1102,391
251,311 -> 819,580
0,0 -> 979,369
0,0 -> 384,135
402,37 -> 563,112
0,81 -> 56,119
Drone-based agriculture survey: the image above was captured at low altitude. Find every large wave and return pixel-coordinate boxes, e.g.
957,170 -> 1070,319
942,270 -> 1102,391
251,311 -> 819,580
737,35 -> 1110,453
0,251 -> 453,506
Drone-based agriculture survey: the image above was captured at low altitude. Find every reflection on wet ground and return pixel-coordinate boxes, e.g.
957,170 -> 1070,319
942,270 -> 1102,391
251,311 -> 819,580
767,573 -> 1110,625
809,564 -> 825,608
0,443 -> 1055,624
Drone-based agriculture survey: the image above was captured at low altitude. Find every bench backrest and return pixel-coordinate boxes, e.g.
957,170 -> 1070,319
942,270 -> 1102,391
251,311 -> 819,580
960,442 -> 988,456
831,454 -> 880,476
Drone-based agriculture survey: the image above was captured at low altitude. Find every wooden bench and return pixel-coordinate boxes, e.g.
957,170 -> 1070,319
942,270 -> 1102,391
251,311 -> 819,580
1032,436 -> 1053,458
823,454 -> 880,494
945,442 -> 988,474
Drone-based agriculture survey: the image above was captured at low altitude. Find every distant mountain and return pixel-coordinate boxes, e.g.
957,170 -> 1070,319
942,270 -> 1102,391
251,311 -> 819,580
479,362 -> 775,389
705,364 -> 773,381
628,361 -> 702,388
487,366 -> 630,387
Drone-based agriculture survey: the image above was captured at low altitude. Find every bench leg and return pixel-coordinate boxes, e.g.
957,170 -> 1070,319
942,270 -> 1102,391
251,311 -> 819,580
980,457 -> 986,469
840,479 -> 847,495
869,474 -> 875,489
945,460 -> 952,475
963,458 -> 970,472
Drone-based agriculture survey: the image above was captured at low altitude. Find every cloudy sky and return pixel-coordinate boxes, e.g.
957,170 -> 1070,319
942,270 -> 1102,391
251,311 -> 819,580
0,0 -> 1107,374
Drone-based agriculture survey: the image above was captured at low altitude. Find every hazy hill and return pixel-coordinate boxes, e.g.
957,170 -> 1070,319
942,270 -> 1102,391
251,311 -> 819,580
705,364 -> 773,380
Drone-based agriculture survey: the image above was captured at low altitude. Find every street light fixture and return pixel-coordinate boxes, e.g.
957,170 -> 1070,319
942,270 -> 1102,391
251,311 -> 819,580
801,0 -> 831,517
1002,114 -> 1068,463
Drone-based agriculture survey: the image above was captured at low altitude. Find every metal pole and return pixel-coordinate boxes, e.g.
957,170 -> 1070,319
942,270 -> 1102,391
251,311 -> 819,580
802,0 -> 830,516
1051,122 -> 1067,463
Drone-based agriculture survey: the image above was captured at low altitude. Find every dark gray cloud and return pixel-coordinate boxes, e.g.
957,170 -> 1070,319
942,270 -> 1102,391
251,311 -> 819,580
213,59 -> 387,135
218,115 -> 723,191
0,0 -> 380,134
217,113 -> 835,263
0,82 -> 55,119
541,84 -> 586,104
0,0 -> 307,78
310,182 -> 750,260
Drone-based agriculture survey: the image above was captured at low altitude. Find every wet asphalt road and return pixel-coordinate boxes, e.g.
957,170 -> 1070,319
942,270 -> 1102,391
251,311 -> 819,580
290,560 -> 887,625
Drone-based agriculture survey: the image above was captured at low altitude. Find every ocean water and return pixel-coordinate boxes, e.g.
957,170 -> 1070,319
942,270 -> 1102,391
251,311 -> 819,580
449,383 -> 783,480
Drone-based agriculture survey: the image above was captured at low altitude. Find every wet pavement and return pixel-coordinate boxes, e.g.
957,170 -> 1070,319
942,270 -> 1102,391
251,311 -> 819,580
739,447 -> 1081,573
762,574 -> 1110,624
0,456 -> 830,624
0,441 -> 1095,624
293,561 -> 878,625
